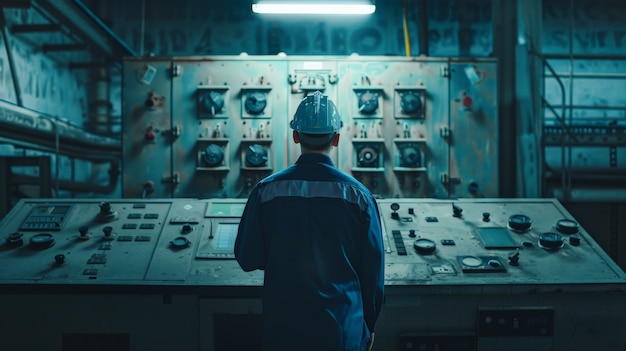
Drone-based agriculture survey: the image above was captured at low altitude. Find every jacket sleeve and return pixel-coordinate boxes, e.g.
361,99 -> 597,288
234,186 -> 267,272
360,197 -> 385,333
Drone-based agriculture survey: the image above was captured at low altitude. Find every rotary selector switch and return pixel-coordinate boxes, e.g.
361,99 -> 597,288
245,144 -> 268,167
200,91 -> 225,116
202,144 -> 224,167
358,92 -> 379,114
245,92 -> 267,115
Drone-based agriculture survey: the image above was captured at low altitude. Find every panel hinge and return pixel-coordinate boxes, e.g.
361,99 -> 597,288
440,66 -> 449,78
171,64 -> 182,77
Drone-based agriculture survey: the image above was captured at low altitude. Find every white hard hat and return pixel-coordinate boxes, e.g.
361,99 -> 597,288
290,91 -> 343,136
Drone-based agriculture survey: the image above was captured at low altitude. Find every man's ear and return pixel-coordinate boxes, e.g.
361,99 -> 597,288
331,133 -> 340,147
293,130 -> 300,144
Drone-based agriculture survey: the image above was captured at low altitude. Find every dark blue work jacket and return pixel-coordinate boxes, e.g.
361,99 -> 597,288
235,153 -> 385,351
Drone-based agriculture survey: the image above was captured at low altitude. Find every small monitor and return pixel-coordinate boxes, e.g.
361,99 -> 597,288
196,219 -> 240,259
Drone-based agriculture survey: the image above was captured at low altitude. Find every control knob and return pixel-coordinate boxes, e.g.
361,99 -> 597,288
556,219 -> 579,234
5,232 -> 24,247
508,214 -> 532,232
245,92 -> 267,115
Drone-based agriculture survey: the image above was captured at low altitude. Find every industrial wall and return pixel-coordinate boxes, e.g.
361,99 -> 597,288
122,55 -> 498,199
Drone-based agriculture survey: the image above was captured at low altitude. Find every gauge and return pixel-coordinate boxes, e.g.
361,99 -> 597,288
358,146 -> 378,167
400,92 -> 423,115
245,92 -> 267,115
400,145 -> 420,167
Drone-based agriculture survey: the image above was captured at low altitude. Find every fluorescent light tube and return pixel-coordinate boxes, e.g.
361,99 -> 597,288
252,3 -> 375,15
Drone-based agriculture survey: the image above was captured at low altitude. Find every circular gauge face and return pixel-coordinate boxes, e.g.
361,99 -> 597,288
556,219 -> 579,234
461,256 -> 483,267
400,146 -> 420,167
358,92 -> 379,114
508,214 -> 532,231
358,146 -> 378,167
400,92 -> 423,114
246,144 -> 268,167
245,92 -> 267,115
203,144 -> 224,167
390,203 -> 400,211
200,91 -> 225,115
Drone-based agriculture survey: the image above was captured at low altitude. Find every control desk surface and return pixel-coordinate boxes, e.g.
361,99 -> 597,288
0,198 -> 624,295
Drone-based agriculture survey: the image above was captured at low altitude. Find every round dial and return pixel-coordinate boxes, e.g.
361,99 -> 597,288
556,219 -> 579,234
400,145 -> 420,167
246,144 -> 268,167
358,146 -> 378,167
400,92 -> 423,114
245,92 -> 267,115
358,92 -> 379,114
539,232 -> 564,250
508,214 -> 532,232
200,91 -> 225,115
202,144 -> 224,167
29,233 -> 55,250
413,238 -> 436,254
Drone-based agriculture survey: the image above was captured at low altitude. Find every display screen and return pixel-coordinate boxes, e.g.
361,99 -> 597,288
214,222 -> 239,250
206,202 -> 246,217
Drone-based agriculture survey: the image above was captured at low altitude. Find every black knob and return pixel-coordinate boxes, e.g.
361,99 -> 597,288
482,212 -> 491,222
508,214 -> 532,232
508,251 -> 520,266
452,204 -> 463,217
556,219 -> 579,234
569,234 -> 581,246
103,226 -> 113,237
181,224 -> 193,234
409,230 -> 416,238
408,208 -> 414,215
54,254 -> 66,264
79,226 -> 89,236
5,232 -> 24,247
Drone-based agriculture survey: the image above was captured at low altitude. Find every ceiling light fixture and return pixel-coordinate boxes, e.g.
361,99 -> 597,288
252,1 -> 376,15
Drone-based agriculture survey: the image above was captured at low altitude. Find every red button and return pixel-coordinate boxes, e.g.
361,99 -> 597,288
463,96 -> 473,107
